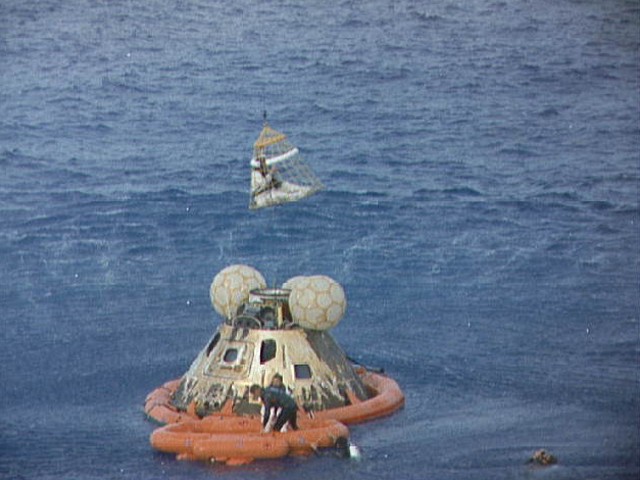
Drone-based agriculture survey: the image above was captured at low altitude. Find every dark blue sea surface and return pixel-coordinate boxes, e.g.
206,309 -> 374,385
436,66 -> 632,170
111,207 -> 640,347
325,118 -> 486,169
1,0 -> 638,479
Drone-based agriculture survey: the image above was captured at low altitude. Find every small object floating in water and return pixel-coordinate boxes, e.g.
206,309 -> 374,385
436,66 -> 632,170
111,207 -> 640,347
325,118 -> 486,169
335,436 -> 361,460
527,449 -> 557,466
249,113 -> 324,209
144,264 -> 404,465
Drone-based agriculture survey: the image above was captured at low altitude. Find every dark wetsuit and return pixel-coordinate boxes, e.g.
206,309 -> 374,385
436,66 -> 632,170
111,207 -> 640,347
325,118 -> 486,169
261,386 -> 298,431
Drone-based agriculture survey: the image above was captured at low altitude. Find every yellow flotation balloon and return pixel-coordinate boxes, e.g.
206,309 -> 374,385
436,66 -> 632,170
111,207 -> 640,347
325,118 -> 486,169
210,265 -> 266,319
282,275 -> 308,291
288,275 -> 345,330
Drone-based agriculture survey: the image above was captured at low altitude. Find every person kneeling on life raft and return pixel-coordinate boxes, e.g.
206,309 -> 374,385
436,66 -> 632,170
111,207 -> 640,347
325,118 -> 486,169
250,384 -> 299,433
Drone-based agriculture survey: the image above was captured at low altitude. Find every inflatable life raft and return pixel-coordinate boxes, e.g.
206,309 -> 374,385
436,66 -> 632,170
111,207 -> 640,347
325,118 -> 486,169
151,416 -> 349,465
144,368 -> 404,464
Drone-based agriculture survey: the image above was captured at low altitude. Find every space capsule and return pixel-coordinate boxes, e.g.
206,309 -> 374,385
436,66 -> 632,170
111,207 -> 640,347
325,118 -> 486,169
144,264 -> 404,465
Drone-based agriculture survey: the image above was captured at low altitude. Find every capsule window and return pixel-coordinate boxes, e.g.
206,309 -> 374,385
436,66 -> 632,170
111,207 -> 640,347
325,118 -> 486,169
260,340 -> 277,364
223,348 -> 238,363
294,364 -> 312,379
206,333 -> 221,357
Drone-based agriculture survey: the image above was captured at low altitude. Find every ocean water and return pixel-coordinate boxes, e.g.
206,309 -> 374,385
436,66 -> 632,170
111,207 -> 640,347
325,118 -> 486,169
1,0 -> 638,479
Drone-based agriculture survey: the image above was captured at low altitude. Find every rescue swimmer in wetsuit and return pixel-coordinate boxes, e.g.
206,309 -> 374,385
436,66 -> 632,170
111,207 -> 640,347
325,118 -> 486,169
250,382 -> 298,433
269,373 -> 285,391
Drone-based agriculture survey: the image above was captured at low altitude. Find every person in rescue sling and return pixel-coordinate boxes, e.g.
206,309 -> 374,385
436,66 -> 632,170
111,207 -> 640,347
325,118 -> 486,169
256,156 -> 281,191
250,384 -> 299,433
